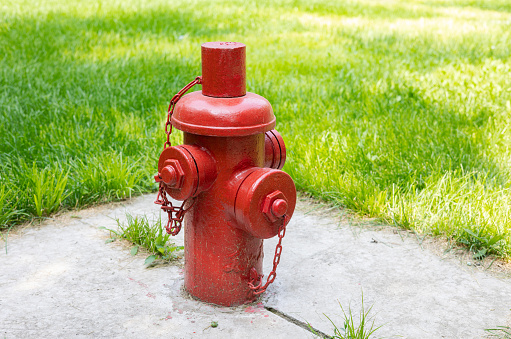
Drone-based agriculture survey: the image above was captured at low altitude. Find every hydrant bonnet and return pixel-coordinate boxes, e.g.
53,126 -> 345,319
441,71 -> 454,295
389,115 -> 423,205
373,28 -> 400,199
171,42 -> 276,137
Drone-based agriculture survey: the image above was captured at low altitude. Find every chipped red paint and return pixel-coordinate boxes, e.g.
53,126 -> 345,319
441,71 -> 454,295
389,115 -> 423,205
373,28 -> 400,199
244,303 -> 267,316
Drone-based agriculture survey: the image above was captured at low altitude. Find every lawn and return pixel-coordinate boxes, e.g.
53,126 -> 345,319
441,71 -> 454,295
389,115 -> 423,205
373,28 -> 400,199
1,0 -> 510,258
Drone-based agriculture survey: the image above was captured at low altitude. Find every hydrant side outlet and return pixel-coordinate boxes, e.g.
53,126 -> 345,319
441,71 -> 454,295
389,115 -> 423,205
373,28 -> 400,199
156,42 -> 296,306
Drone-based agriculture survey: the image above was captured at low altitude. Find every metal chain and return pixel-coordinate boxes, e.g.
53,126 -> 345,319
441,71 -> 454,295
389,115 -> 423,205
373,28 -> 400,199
248,215 -> 290,295
154,182 -> 196,235
155,76 -> 202,236
164,76 -> 202,149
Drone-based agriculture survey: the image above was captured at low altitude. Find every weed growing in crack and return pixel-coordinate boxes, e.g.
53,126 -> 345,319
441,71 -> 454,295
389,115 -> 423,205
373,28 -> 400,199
309,293 -> 383,339
100,213 -> 183,265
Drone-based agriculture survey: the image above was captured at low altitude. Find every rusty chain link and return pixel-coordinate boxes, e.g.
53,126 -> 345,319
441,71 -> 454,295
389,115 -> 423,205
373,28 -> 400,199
248,215 -> 290,295
156,76 -> 202,236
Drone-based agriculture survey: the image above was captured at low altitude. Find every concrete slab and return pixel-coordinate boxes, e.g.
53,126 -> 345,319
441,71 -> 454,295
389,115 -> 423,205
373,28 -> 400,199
262,205 -> 511,338
1,194 -> 510,338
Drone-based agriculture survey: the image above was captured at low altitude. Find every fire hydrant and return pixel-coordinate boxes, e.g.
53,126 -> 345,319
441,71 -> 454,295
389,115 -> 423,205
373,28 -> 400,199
154,42 -> 296,306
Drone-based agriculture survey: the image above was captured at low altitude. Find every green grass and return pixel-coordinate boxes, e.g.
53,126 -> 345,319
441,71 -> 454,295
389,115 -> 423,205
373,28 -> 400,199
1,0 -> 511,258
101,213 -> 183,265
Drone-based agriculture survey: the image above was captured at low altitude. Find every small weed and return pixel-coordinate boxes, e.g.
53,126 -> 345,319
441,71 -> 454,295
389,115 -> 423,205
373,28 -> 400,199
486,326 -> 511,338
457,227 -> 507,260
310,294 -> 382,339
203,320 -> 219,332
100,213 -> 183,265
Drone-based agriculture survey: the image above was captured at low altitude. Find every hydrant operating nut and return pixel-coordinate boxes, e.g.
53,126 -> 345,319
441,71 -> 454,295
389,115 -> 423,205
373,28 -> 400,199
161,160 -> 184,188
262,190 -> 288,222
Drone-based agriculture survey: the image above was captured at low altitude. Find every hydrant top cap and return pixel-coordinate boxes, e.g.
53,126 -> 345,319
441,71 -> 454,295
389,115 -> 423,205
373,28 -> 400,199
201,41 -> 246,98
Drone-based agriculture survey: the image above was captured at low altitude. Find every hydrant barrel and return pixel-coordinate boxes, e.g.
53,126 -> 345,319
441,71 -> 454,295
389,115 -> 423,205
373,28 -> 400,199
157,42 -> 296,306
183,133 -> 269,306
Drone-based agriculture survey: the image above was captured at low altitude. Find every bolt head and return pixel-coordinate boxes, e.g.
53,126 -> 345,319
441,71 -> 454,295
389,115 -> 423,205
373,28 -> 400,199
271,199 -> 288,218
261,190 -> 288,222
160,165 -> 177,185
161,159 -> 185,188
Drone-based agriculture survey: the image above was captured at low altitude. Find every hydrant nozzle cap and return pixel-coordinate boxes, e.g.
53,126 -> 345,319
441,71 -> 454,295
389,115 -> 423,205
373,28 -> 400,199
201,42 -> 246,98
235,169 -> 296,239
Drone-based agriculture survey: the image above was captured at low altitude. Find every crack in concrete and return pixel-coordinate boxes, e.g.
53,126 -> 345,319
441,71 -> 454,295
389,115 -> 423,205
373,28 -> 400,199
264,306 -> 331,338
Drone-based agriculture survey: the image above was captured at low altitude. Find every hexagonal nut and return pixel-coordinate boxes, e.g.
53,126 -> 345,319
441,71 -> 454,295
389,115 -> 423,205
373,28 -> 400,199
162,159 -> 185,189
261,190 -> 288,222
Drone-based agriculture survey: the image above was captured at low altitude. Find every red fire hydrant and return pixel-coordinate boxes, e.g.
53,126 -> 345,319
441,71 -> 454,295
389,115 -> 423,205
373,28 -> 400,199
154,42 -> 296,306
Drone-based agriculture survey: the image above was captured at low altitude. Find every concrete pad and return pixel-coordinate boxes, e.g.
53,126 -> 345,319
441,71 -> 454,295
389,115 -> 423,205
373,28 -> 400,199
263,205 -> 511,338
1,194 -> 510,338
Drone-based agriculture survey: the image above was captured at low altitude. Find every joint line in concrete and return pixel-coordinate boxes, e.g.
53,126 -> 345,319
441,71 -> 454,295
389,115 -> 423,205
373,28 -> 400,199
264,306 -> 331,338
